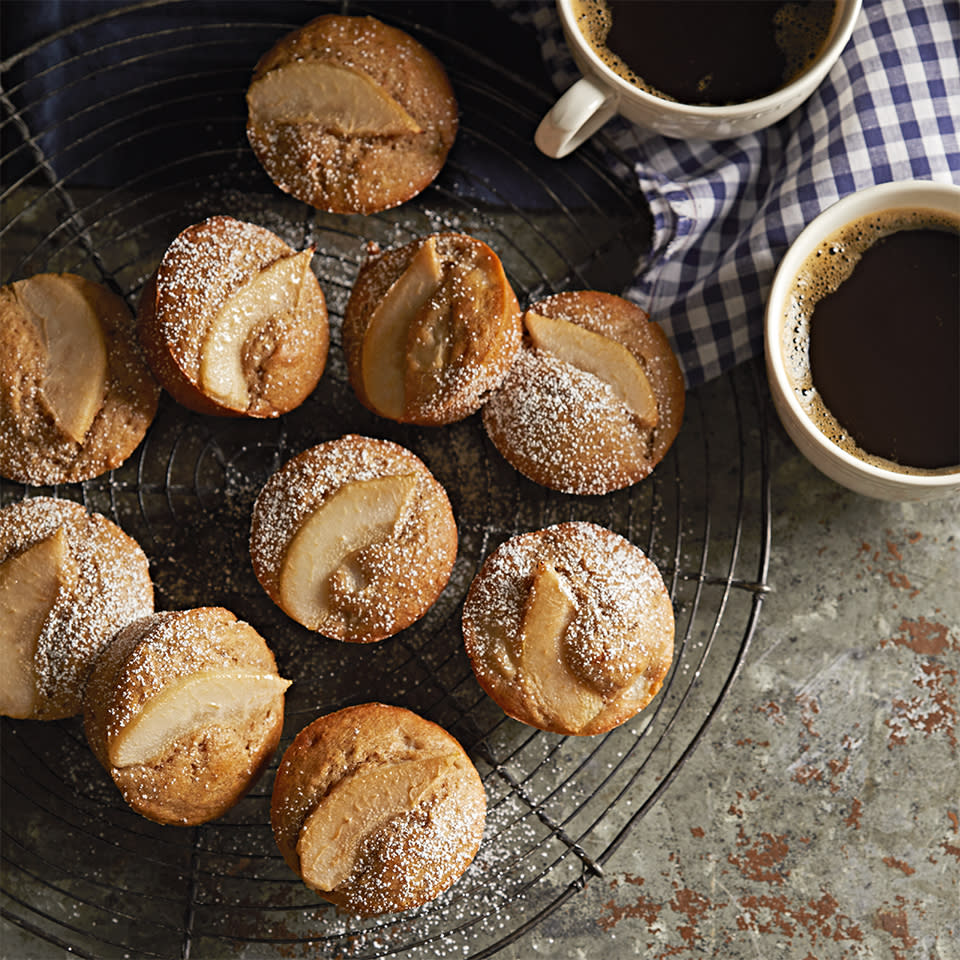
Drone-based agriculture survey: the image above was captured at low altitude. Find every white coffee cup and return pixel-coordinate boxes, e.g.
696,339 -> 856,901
535,0 -> 862,156
764,180 -> 960,502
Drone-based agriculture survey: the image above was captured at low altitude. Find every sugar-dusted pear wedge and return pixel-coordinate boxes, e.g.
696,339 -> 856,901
518,559 -> 603,733
359,237 -> 443,420
108,669 -> 292,768
245,14 -> 458,215
272,703 -> 486,916
198,249 -> 315,411
462,522 -> 675,736
247,60 -> 422,136
15,273 -> 108,443
344,233 -> 522,425
297,754 -> 457,892
525,309 -> 658,428
251,435 -> 458,644
279,473 -> 418,631
0,527 -> 75,719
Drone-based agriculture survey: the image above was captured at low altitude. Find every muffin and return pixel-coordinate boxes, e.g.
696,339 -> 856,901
0,273 -> 160,484
83,607 -> 290,826
461,522 -> 675,736
137,215 -> 329,418
246,14 -> 458,214
271,702 -> 486,915
342,233 -> 522,425
0,497 -> 154,721
482,291 -> 685,494
250,434 -> 458,643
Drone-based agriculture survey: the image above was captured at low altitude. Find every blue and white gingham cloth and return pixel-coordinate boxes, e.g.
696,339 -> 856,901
507,0 -> 960,387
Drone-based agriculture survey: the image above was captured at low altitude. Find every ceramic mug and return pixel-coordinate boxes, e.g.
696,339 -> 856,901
535,0 -> 862,156
764,179 -> 960,502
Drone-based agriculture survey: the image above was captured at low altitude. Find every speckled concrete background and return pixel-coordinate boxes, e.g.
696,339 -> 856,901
493,419 -> 960,960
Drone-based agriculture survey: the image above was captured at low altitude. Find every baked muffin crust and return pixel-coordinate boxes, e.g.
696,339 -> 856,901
246,15 -> 458,214
462,522 -> 675,735
0,497 -> 154,721
482,291 -> 685,494
271,702 -> 486,915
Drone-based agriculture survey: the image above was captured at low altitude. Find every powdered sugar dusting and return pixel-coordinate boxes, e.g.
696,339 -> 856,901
250,434 -> 457,641
0,496 -> 153,720
483,348 -> 654,495
156,216 -> 292,370
463,522 -> 674,731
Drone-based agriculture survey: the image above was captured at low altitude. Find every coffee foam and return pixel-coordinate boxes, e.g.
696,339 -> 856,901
571,0 -> 838,103
571,0 -> 659,98
783,206 -> 960,476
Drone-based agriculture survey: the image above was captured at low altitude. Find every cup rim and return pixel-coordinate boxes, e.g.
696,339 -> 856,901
556,0 -> 862,119
764,179 -> 960,491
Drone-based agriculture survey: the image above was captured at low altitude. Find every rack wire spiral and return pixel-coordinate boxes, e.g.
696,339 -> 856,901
1,3 -> 771,957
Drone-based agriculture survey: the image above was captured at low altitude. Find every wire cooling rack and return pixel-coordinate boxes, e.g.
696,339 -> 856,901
1,2 -> 771,957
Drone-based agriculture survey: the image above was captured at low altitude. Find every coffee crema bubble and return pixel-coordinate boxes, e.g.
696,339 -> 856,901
571,0 -> 838,105
783,207 -> 960,475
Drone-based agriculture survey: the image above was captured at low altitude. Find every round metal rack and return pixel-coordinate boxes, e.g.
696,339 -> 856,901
1,3 -> 771,957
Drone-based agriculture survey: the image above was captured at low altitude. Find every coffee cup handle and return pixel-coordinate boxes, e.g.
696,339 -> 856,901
535,76 -> 618,158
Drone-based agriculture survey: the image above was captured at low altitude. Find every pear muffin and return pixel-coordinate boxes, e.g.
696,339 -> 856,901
462,522 -> 675,736
83,607 -> 290,826
0,497 -> 154,721
250,434 -> 458,643
137,215 -> 329,418
271,702 -> 486,916
342,233 -> 522,425
246,14 -> 458,214
482,291 -> 685,494
0,273 -> 160,485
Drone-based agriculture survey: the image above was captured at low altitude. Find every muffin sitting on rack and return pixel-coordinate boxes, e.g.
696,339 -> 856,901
272,703 -> 486,915
84,607 -> 290,826
246,14 -> 458,215
483,291 -> 685,495
250,434 -> 458,643
462,522 -> 675,736
137,215 -> 329,418
0,273 -> 160,485
342,233 -> 522,426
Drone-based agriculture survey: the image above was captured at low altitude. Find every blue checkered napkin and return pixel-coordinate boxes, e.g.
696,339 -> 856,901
505,0 -> 960,387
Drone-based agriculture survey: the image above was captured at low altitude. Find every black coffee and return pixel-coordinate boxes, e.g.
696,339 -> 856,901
809,228 -> 959,469
784,208 -> 960,473
573,0 -> 838,105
